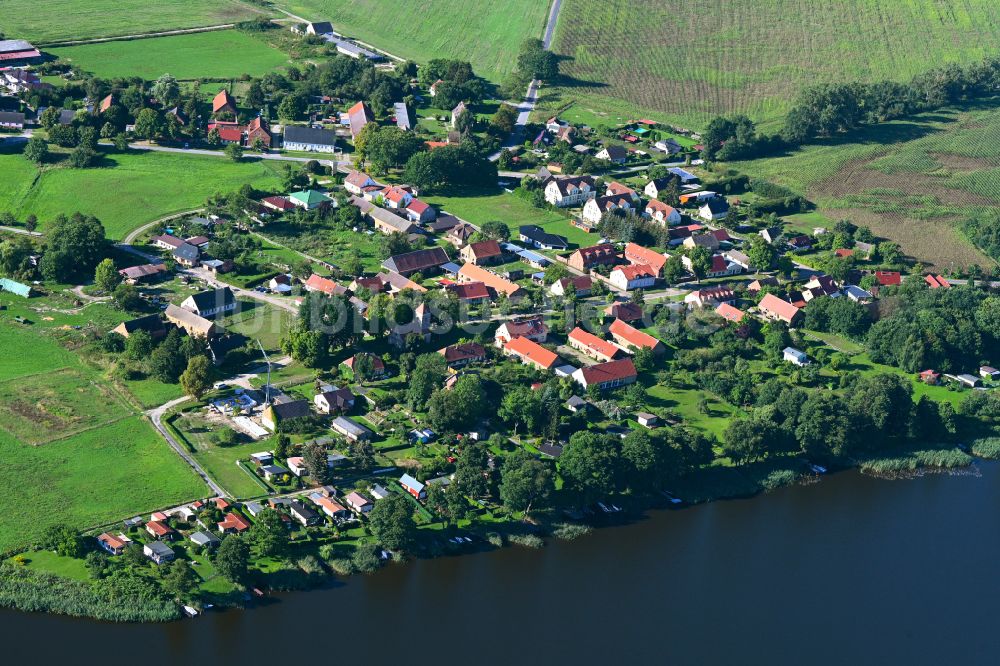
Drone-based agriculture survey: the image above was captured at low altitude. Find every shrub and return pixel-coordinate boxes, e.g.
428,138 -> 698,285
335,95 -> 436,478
971,437 -> 1000,460
551,523 -> 593,541
508,533 -> 544,549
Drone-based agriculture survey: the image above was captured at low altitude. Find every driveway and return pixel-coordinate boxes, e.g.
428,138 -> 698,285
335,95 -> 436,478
146,396 -> 226,498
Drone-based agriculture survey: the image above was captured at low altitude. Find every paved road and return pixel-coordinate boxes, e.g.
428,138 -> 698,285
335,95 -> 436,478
0,225 -> 41,237
121,209 -> 202,245
490,0 -> 564,160
147,396 -> 226,498
127,141 -> 347,167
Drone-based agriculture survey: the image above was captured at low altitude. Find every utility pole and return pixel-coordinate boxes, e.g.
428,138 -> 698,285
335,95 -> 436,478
257,340 -> 272,406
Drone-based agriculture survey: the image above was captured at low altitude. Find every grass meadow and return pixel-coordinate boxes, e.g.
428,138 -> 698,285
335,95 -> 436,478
427,189 -> 596,248
0,323 -> 207,551
0,148 -> 284,240
729,102 -> 1000,269
549,0 -> 1000,129
280,0 -> 549,80
49,30 -> 293,81
4,0 -> 268,43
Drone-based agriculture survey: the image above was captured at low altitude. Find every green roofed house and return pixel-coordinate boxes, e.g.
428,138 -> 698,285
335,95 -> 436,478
0,278 -> 32,298
289,190 -> 333,211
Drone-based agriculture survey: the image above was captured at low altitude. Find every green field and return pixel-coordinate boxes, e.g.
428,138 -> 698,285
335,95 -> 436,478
0,323 -> 208,551
5,0 -> 268,44
549,0 -> 1000,129
0,149 -> 284,240
728,102 -> 1000,269
280,0 -> 549,80
49,30 -> 292,80
0,368 -> 132,445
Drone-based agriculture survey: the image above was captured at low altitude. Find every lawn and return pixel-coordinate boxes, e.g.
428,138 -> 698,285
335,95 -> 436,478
279,0 -> 549,80
0,324 -> 77,382
0,149 -> 284,240
0,416 -> 207,552
223,303 -> 296,353
49,30 -> 293,80
170,410 -> 275,499
549,0 -> 1000,129
10,550 -> 91,582
426,188 -> 597,249
5,0 -> 269,43
729,102 -> 1000,269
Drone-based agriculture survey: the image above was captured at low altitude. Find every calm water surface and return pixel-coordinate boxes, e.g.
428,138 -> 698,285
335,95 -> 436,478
5,464 -> 1000,665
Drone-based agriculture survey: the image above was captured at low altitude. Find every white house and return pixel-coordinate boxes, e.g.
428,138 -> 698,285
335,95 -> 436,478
698,199 -> 730,222
582,194 -> 636,225
644,199 -> 682,226
544,176 -> 596,207
783,347 -> 809,366
610,264 -> 657,291
283,125 -> 337,153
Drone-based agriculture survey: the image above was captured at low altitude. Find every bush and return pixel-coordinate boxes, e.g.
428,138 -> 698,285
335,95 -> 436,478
486,532 -> 503,547
507,533 -> 544,549
551,523 -> 593,541
351,543 -> 383,574
971,437 -> 1000,459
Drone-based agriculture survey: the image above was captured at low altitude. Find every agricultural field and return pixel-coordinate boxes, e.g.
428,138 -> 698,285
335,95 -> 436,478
549,0 -> 1000,129
277,0 -> 549,80
4,0 -> 269,44
48,30 -> 293,81
728,102 -> 1000,269
0,149 -> 284,240
0,323 -> 206,551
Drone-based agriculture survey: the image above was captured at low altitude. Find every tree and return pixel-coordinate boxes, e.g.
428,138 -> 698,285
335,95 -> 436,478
162,559 -> 199,601
479,220 -> 511,242
224,143 -> 244,162
93,258 -> 120,293
41,524 -> 84,558
114,133 -> 130,151
42,212 -> 108,282
274,433 -> 291,461
151,74 -> 180,106
454,443 -> 490,498
214,535 -> 250,585
112,283 -> 143,311
499,449 -> 554,513
245,79 -> 265,109
368,494 -> 416,551
559,432 -> 620,504
516,38 -> 558,81
685,246 -> 713,281
499,386 -> 543,435
302,442 -> 330,484
69,145 -> 98,168
721,417 -> 771,465
23,136 -> 48,164
133,108 -> 164,141
150,329 -> 186,383
277,94 -> 306,120
180,355 -> 213,399
796,391 -> 855,460
248,509 -> 286,557
125,329 -> 154,360
39,106 -> 62,130
746,235 -> 777,272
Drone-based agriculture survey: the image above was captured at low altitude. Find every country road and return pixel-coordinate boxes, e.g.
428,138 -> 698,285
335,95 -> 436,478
146,396 -> 226,498
126,141 -> 348,167
491,0 -> 564,160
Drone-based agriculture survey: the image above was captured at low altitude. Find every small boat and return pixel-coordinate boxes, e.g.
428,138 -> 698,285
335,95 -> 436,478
808,463 -> 828,474
661,491 -> 682,504
252,587 -> 265,597
182,605 -> 200,618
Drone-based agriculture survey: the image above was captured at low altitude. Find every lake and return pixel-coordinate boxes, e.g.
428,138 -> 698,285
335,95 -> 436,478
5,463 -> 1000,665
